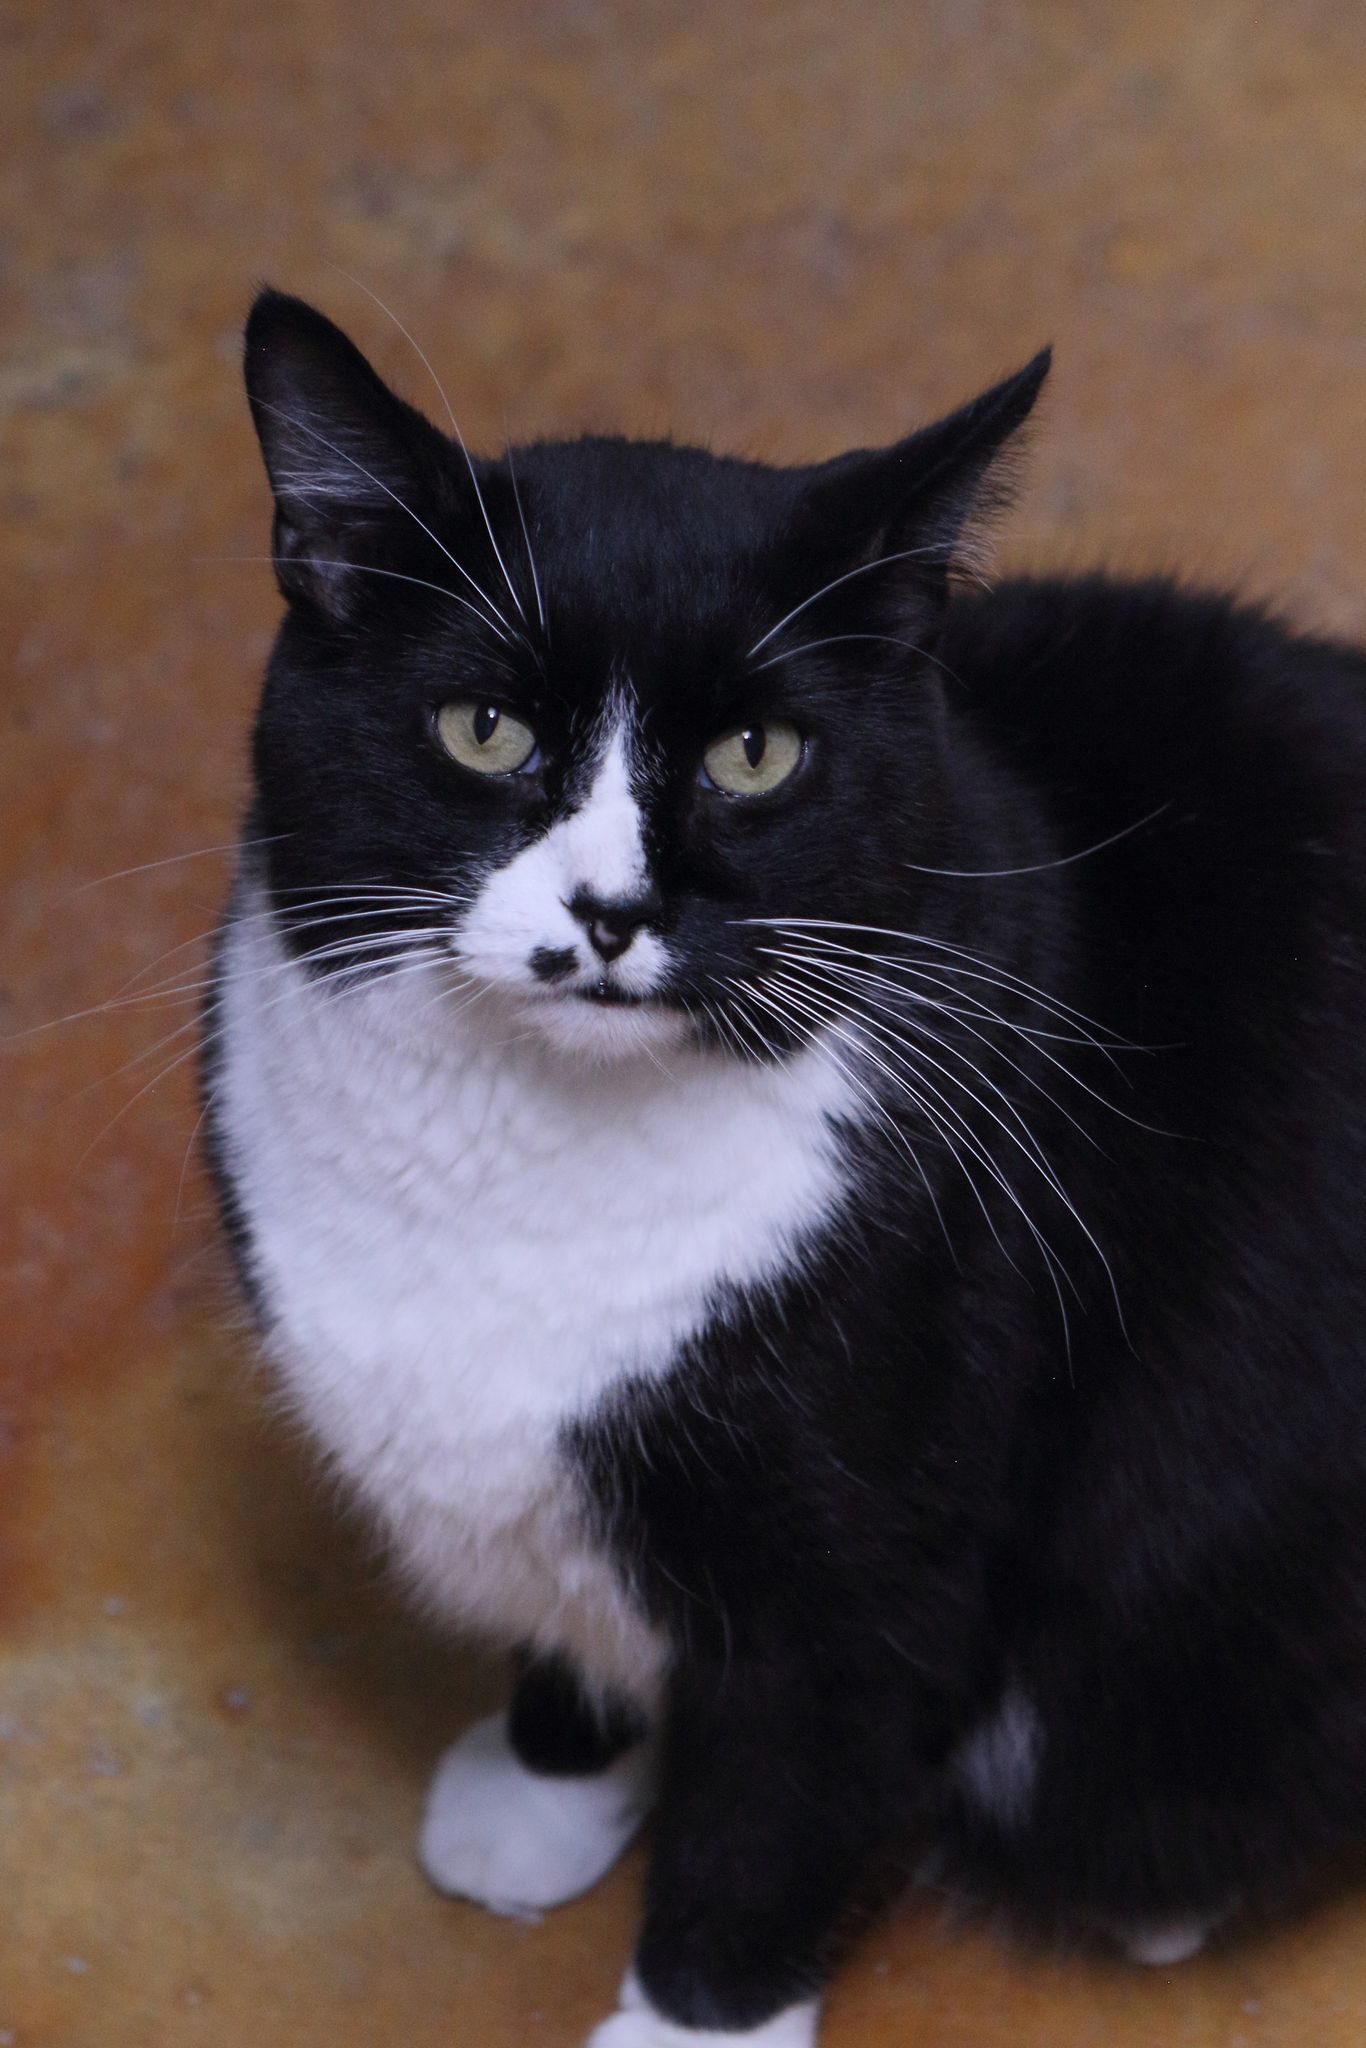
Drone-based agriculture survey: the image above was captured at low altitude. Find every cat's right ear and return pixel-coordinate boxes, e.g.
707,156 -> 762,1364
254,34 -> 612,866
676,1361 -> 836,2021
791,349 -> 1052,637
243,289 -> 444,621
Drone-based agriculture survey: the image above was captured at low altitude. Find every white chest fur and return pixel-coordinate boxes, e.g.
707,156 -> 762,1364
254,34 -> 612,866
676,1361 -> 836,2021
214,890 -> 854,1700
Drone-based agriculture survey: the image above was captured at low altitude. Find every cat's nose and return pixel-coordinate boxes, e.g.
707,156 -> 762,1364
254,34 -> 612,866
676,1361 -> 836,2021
568,889 -> 660,964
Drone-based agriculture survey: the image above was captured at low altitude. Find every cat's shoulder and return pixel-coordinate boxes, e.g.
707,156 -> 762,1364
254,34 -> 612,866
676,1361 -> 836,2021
945,571 -> 1366,782
950,571 -> 1364,695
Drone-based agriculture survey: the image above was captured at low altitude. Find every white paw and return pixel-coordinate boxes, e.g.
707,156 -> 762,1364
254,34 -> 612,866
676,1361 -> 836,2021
419,1710 -> 653,1918
1122,1918 -> 1210,1966
585,1975 -> 820,2046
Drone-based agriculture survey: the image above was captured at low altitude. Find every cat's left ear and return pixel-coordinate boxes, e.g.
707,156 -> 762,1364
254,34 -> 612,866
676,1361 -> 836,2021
797,348 -> 1051,618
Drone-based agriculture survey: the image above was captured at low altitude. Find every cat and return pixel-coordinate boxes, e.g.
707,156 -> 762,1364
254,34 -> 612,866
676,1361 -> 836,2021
203,288 -> 1366,2048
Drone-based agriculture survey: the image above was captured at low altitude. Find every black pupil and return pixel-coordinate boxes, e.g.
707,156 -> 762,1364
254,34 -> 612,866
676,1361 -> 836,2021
742,726 -> 766,769
473,705 -> 500,746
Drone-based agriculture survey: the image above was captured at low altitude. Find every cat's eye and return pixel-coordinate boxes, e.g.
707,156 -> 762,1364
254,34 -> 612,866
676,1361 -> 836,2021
701,720 -> 804,797
436,700 -> 540,777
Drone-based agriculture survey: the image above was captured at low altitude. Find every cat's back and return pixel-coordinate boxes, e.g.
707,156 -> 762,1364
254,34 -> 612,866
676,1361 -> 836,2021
943,576 -> 1366,1070
945,573 -> 1366,853
939,573 -> 1366,1359
941,579 -> 1366,1655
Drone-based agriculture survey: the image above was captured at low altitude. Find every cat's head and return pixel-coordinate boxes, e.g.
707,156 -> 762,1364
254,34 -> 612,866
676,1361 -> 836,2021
243,289 -> 1047,1063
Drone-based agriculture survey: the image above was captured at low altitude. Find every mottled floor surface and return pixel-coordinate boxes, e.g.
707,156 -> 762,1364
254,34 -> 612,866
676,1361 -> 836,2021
4,2 -> 1366,2042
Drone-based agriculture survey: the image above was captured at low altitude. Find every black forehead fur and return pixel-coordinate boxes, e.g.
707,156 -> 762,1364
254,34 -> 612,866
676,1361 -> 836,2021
457,435 -> 818,739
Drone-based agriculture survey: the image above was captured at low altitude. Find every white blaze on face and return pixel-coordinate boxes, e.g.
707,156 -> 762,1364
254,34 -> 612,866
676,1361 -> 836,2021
559,723 -> 650,904
453,712 -> 669,1007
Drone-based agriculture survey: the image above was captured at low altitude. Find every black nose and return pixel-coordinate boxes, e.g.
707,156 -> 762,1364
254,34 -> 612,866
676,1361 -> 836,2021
569,890 -> 659,964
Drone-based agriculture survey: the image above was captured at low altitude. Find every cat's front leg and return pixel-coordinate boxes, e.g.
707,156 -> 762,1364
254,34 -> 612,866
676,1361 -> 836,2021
587,1660 -> 892,2047
420,1650 -> 653,1917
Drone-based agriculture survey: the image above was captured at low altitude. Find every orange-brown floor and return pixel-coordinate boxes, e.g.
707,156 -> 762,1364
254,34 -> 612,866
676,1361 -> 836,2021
4,3 -> 1366,2042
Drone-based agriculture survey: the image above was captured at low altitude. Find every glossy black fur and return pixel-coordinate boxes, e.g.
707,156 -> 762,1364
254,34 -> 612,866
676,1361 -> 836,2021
229,292 -> 1366,2032
508,1651 -> 647,1777
576,577 -> 1366,2022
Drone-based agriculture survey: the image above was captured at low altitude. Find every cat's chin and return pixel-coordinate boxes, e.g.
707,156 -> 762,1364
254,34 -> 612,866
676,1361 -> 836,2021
517,989 -> 698,1064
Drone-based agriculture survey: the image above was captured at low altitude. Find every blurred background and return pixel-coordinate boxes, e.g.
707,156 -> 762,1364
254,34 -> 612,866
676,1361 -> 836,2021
2,2 -> 1364,2042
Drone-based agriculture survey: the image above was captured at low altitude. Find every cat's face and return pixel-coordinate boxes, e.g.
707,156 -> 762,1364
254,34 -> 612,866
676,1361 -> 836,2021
244,291 -> 1045,1062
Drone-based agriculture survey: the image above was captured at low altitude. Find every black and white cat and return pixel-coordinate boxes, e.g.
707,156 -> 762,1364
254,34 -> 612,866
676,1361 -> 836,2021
205,290 -> 1366,2046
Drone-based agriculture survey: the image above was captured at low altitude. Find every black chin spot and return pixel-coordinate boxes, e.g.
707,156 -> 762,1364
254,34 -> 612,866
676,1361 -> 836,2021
530,945 -> 579,984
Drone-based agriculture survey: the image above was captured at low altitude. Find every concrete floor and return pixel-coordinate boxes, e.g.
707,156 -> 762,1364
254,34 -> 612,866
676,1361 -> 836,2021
3,1 -> 1366,2042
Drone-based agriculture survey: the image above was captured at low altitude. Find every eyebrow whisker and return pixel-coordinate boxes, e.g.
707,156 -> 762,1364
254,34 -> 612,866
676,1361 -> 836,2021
506,443 -> 547,638
747,546 -> 950,659
328,268 -> 532,632
250,397 -> 519,646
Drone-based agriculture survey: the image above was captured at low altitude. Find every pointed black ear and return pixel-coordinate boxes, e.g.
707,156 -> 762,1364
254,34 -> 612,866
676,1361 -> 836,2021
243,288 -> 448,620
797,348 -> 1051,626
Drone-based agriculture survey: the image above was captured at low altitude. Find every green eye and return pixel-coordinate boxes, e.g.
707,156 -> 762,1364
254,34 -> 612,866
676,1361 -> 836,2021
436,700 -> 539,777
701,720 -> 803,797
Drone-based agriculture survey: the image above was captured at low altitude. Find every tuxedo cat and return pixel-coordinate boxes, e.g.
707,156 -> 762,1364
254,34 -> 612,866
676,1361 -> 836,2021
204,289 -> 1366,2046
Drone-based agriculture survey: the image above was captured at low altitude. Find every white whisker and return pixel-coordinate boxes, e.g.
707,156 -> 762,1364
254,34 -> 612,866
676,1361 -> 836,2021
323,269 -> 531,630
769,961 -> 1124,1348
757,968 -> 1073,1351
174,1092 -> 215,1235
740,917 -> 1134,1055
773,964 -> 1069,1196
250,398 -> 517,644
506,444 -> 547,636
211,554 -> 523,641
901,804 -> 1173,879
68,1036 -> 206,1183
774,944 -> 1175,1139
747,546 -> 951,659
68,1012 -> 204,1103
734,976 -> 957,1264
7,898 -> 464,1045
735,975 -> 984,1274
767,947 -> 1103,1148
752,631 -> 967,690
71,833 -> 288,895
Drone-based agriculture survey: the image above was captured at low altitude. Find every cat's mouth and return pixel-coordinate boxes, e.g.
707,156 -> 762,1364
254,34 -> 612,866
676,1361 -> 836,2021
513,967 -> 691,1061
577,977 -> 653,1009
